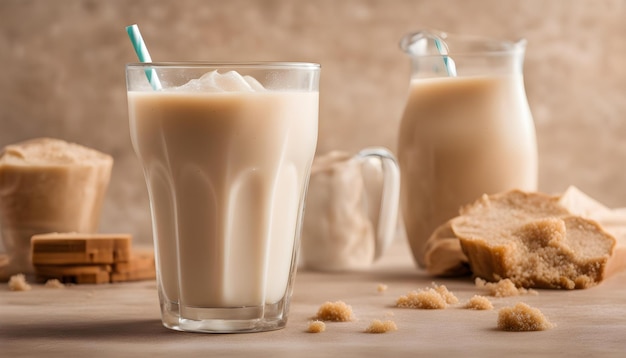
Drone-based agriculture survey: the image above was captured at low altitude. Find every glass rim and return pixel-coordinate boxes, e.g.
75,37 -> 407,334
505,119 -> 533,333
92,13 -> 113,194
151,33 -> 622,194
126,61 -> 321,70
401,30 -> 527,58
406,49 -> 525,58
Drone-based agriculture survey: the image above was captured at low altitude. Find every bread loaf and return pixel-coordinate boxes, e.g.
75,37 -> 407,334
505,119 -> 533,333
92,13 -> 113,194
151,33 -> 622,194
452,190 -> 616,289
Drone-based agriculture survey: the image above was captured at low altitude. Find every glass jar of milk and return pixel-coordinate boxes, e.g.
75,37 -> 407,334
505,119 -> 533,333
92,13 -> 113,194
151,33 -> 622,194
397,30 -> 538,268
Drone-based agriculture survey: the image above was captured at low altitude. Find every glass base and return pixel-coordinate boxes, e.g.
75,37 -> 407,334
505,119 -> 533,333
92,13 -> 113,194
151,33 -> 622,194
160,300 -> 289,333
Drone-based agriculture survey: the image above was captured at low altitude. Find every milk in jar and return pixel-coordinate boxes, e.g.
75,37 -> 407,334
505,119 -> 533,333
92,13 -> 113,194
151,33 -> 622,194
397,31 -> 538,267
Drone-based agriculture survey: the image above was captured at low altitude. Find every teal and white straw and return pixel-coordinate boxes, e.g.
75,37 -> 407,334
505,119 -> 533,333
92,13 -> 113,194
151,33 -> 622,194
434,37 -> 457,77
126,24 -> 162,90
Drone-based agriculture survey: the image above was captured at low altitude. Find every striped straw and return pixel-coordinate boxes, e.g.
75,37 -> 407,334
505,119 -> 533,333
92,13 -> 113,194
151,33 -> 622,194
125,24 -> 162,90
434,37 -> 457,77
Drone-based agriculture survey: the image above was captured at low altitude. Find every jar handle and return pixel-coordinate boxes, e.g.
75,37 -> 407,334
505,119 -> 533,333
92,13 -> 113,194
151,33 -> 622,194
356,147 -> 400,261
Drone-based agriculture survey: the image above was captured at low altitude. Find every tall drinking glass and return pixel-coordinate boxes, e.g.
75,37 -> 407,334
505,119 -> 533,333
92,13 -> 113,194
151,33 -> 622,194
126,62 -> 320,333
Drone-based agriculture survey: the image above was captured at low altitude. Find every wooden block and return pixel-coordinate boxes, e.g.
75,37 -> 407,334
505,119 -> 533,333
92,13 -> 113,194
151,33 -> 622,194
113,247 -> 154,273
111,247 -> 155,283
34,264 -> 112,284
111,268 -> 155,283
31,233 -> 132,265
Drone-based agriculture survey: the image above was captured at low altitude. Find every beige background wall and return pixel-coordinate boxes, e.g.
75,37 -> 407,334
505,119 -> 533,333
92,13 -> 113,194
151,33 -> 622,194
1,0 -> 625,245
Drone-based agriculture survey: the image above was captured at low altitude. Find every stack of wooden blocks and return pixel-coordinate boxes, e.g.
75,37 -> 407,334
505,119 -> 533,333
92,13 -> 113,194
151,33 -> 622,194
31,233 -> 155,284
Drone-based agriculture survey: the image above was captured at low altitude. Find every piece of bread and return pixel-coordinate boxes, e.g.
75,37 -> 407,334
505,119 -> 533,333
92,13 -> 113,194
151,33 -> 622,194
453,190 -> 616,289
424,187 -> 626,284
423,221 -> 470,276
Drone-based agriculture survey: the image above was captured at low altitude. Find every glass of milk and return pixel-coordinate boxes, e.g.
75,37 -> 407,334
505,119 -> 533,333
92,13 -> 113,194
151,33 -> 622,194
397,30 -> 538,268
126,63 -> 320,333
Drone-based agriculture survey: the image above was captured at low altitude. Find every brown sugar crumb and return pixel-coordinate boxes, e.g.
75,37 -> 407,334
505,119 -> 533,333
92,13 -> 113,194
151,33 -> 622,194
475,277 -> 538,297
307,320 -> 326,333
396,283 -> 458,309
8,274 -> 32,291
377,283 -> 388,293
397,290 -> 446,309
464,295 -> 494,310
365,319 -> 398,333
44,279 -> 65,288
497,302 -> 555,331
314,301 -> 354,322
433,283 -> 459,304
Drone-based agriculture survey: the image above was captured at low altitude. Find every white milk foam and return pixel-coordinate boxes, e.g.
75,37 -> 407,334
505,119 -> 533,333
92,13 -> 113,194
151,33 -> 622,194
171,70 -> 266,92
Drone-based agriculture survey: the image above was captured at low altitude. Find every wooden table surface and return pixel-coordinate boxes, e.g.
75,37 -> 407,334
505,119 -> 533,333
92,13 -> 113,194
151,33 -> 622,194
2,237 -> 625,358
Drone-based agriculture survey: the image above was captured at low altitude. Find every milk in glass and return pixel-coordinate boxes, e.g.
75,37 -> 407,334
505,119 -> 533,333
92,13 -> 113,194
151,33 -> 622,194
127,66 -> 319,332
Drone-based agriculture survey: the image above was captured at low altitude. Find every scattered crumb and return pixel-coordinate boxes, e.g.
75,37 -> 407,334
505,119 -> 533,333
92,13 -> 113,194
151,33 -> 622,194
433,283 -> 459,304
365,319 -> 398,333
384,310 -> 395,317
8,274 -> 32,291
464,295 -> 494,310
307,320 -> 326,333
377,283 -> 388,293
396,283 -> 458,309
475,277 -> 538,297
314,301 -> 354,322
497,302 -> 554,331
44,279 -> 65,289
397,290 -> 446,309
